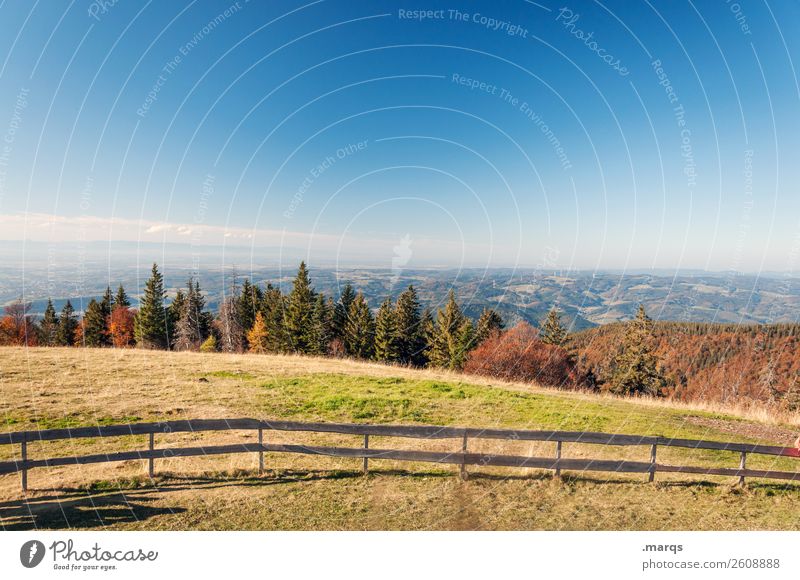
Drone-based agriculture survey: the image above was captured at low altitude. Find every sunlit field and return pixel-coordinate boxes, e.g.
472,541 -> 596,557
1,347 -> 798,530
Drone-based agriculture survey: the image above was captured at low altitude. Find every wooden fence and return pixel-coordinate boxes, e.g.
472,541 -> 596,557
1,418 -> 799,492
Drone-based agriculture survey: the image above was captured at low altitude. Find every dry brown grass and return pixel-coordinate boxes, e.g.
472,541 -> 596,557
2,346 -> 796,426
1,346 -> 799,531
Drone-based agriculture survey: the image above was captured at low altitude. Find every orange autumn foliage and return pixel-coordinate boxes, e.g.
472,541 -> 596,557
464,322 -> 576,388
108,306 -> 136,348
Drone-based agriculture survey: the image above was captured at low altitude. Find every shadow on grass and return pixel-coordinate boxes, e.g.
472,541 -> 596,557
0,469 -> 379,530
3,468 -> 798,530
0,490 -> 184,530
651,479 -> 800,493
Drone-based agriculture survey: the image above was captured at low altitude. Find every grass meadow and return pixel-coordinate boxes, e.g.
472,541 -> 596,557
1,346 -> 799,530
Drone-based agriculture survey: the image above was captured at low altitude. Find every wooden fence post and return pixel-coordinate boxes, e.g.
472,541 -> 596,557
21,440 -> 27,492
739,451 -> 747,486
148,432 -> 155,479
460,431 -> 468,481
258,428 -> 264,475
555,440 -> 562,478
649,444 -> 657,483
363,434 -> 369,475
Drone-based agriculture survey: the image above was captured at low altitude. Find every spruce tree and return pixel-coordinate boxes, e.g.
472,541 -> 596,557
174,284 -> 196,351
100,286 -> 113,315
193,280 -> 213,340
98,286 -> 113,346
308,294 -> 334,355
374,297 -> 400,362
333,283 -> 356,340
540,307 -> 568,347
247,311 -> 270,353
285,261 -> 315,353
134,263 -> 168,349
166,289 -> 186,349
395,285 -> 425,366
260,283 -> 289,353
237,279 -> 262,342
40,299 -> 59,346
173,280 -> 209,351
474,308 -> 504,346
56,300 -> 77,346
460,318 -> 475,360
419,308 -> 434,366
608,304 -> 666,396
82,298 -> 107,347
429,290 -> 473,370
114,284 -> 131,308
344,292 -> 375,359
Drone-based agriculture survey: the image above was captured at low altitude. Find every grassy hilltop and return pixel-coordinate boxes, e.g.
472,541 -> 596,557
0,346 -> 799,531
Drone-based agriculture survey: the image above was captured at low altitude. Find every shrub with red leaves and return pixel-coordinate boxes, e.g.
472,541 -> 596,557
464,322 -> 575,388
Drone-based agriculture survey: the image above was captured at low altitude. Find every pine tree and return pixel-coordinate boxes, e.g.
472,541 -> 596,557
374,297 -> 400,363
260,284 -> 289,353
308,294 -> 334,355
40,299 -> 59,346
608,304 -> 666,396
56,300 -> 77,346
98,286 -> 113,346
333,283 -> 356,340
82,298 -> 107,347
429,290 -> 473,370
238,279 -> 262,343
285,262 -> 315,353
474,308 -> 504,346
540,307 -> 568,347
114,284 -> 131,308
344,292 -> 375,359
419,308 -> 434,366
100,286 -> 113,314
134,263 -> 168,349
247,311 -> 270,354
174,280 -> 208,351
193,280 -> 213,340
460,318 -> 475,360
166,289 -> 186,349
395,285 -> 425,366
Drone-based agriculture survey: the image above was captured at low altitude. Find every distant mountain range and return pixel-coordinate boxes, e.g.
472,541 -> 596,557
2,259 -> 798,330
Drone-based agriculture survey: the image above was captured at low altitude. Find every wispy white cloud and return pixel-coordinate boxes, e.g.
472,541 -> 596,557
0,212 -> 502,266
0,212 -> 326,246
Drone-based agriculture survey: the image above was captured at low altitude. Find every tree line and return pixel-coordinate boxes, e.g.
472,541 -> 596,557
0,262 -> 669,395
0,262 -> 506,370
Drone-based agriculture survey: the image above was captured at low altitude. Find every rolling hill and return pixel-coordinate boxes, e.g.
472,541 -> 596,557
6,266 -> 800,333
0,346 -> 799,531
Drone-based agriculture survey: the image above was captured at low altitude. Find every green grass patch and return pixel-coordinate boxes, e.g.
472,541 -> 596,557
251,373 -> 800,472
3,414 -> 142,430
255,373 -> 721,435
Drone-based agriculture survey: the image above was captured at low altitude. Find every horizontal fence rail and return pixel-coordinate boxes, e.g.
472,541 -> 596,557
1,418 -> 799,491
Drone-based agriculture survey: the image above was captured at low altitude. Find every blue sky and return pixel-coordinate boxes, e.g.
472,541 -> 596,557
0,0 -> 798,271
